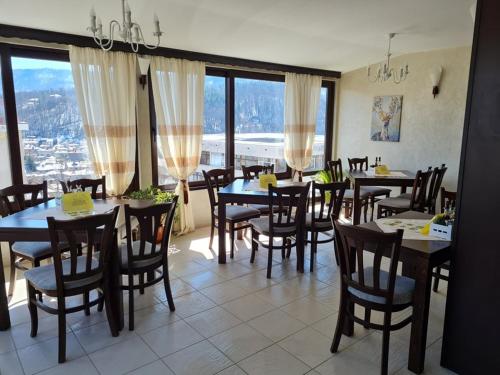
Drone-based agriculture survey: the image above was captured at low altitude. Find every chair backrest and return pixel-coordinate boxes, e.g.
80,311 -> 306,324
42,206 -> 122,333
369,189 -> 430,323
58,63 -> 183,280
440,187 -> 457,213
327,159 -> 344,182
426,164 -> 447,214
47,206 -> 119,293
310,180 -> 348,229
241,164 -> 274,180
348,156 -> 369,171
0,181 -> 48,215
124,197 -> 178,270
334,220 -> 404,305
409,169 -> 433,211
268,182 -> 311,234
61,176 -> 106,199
203,168 -> 233,209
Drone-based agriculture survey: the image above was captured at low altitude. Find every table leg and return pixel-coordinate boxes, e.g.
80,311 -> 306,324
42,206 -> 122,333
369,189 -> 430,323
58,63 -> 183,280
109,234 -> 124,331
218,197 -> 227,264
408,260 -> 433,373
353,182 -> 361,225
342,251 -> 355,336
296,228 -> 305,273
0,248 -> 11,330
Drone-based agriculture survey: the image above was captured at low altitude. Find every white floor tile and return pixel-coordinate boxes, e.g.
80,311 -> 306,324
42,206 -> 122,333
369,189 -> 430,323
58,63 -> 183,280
141,319 -> 204,357
172,291 -> 217,318
10,314 -> 70,350
126,303 -> 180,334
36,356 -> 99,375
278,327 -> 334,367
163,340 -> 233,375
209,324 -> 272,362
89,336 -> 158,375
239,344 -> 311,375
200,281 -> 250,304
184,306 -> 242,338
0,330 -> 15,354
127,359 -> 175,375
216,365 -> 247,375
247,309 -> 306,342
280,297 -> 333,324
181,270 -> 228,289
74,320 -> 137,353
221,293 -> 276,322
0,350 -> 24,375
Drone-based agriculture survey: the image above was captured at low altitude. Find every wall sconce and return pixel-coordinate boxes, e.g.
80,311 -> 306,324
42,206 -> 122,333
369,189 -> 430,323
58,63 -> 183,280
430,65 -> 443,98
138,56 -> 151,89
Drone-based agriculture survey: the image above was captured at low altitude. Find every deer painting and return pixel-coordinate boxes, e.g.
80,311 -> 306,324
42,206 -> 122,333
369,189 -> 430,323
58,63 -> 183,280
371,95 -> 402,142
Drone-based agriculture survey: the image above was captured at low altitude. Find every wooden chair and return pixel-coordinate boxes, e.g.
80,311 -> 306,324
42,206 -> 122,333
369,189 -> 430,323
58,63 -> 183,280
377,169 -> 432,218
305,180 -> 348,271
203,168 -> 261,258
120,198 -> 178,330
61,176 -> 106,199
327,159 -> 370,222
0,182 -> 53,299
433,187 -> 456,292
426,164 -> 447,214
249,182 -> 311,278
24,207 -> 120,363
242,164 -> 275,214
331,221 -> 414,375
349,156 -> 392,221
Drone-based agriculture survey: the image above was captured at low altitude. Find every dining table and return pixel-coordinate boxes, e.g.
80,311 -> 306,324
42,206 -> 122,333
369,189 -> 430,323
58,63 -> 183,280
0,197 -> 151,331
349,169 -> 416,225
217,178 -> 307,271
352,210 -> 451,374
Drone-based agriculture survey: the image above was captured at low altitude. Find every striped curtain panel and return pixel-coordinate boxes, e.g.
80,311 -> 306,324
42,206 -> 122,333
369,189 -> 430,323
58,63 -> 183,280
150,57 -> 205,235
284,73 -> 322,180
69,46 -> 137,196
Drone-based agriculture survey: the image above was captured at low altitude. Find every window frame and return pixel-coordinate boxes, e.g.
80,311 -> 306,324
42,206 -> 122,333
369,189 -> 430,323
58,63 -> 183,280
0,43 -> 140,193
151,68 -> 335,189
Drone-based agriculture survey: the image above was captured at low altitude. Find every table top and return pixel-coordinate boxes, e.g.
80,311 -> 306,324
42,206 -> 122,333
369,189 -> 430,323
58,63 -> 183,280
349,169 -> 415,181
358,210 -> 451,258
218,179 -> 308,197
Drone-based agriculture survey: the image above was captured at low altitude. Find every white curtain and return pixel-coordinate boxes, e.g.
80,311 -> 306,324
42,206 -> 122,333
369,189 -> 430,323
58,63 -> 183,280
284,72 -> 322,180
150,57 -> 205,235
69,46 -> 137,196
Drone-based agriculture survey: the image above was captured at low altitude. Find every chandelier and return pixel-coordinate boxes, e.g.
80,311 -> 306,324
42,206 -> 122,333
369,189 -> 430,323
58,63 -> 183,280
367,33 -> 409,84
88,0 -> 163,52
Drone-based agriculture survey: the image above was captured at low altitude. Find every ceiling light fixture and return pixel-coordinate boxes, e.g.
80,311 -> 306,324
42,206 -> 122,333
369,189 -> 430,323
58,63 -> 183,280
88,0 -> 163,52
367,33 -> 409,84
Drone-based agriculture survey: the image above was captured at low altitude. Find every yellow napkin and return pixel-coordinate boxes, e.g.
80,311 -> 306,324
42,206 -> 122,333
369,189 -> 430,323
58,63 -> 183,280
259,174 -> 278,189
61,192 -> 94,213
419,214 -> 445,235
375,165 -> 390,175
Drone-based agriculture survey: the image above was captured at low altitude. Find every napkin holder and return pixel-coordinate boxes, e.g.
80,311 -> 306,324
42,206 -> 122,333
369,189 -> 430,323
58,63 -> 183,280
430,223 -> 453,241
375,165 -> 390,175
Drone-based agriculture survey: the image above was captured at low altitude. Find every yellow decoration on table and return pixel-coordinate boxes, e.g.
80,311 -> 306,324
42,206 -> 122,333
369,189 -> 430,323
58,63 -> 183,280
259,174 -> 278,189
61,192 -> 94,214
419,214 -> 444,235
375,165 -> 390,175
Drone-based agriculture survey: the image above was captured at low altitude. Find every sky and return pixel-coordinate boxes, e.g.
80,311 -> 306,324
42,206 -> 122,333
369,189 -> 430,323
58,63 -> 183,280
10,57 -> 71,70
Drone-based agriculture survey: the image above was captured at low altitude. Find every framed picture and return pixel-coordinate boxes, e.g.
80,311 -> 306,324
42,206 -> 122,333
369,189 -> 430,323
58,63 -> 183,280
370,95 -> 403,142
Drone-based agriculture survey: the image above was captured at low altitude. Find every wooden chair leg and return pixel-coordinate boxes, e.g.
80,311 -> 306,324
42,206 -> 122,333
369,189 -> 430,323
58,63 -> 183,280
97,291 -> 104,312
310,232 -> 317,273
83,291 -> 90,316
363,200 -> 368,223
433,266 -> 441,292
381,312 -> 392,375
128,274 -> 134,331
139,274 -> 145,295
229,223 -> 235,259
286,238 -> 292,258
57,298 -> 66,363
363,307 -> 371,328
281,237 -> 286,259
8,250 -> 16,298
33,259 -> 43,302
26,281 -> 38,338
163,260 -> 175,312
331,291 -> 347,353
377,204 -> 383,219
103,280 -> 119,337
370,196 -> 376,222
250,228 -> 258,263
209,217 -> 215,251
266,237 -> 273,279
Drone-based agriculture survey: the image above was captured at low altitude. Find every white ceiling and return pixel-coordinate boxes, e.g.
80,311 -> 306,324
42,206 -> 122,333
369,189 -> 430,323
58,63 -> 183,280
0,0 -> 476,72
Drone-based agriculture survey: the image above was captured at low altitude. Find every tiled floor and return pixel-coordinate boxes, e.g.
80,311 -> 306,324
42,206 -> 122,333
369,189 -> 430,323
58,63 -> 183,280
0,226 -> 455,375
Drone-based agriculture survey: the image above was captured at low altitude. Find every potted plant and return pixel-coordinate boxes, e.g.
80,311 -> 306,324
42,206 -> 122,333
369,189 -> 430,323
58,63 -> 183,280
128,186 -> 178,242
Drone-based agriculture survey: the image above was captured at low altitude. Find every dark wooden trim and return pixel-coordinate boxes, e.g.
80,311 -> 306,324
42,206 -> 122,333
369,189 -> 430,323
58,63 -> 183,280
324,80 -> 335,170
226,73 -> 235,172
148,69 -> 159,187
0,45 -> 23,185
6,44 -> 69,61
0,24 -> 341,78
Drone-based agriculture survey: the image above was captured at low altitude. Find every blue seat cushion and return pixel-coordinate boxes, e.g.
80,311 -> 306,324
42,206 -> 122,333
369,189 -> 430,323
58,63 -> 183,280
361,186 -> 392,197
25,256 -> 99,291
377,197 -> 411,209
214,205 -> 260,221
249,216 -> 296,237
120,241 -> 162,270
11,242 -> 53,259
348,267 -> 415,305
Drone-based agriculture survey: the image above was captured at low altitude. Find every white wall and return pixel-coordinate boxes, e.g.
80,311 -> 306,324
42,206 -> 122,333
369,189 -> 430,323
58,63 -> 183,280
335,46 -> 471,191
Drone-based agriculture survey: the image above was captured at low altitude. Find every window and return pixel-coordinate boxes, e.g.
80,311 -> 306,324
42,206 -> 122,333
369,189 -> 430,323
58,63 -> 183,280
11,57 -> 93,193
0,61 -> 13,189
157,74 -> 226,185
234,77 -> 286,176
305,86 -> 328,172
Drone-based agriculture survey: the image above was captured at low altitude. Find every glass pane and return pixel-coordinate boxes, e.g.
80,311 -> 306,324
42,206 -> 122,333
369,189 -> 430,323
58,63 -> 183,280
234,78 -> 286,176
0,61 -> 13,189
11,57 -> 94,194
157,75 -> 226,185
305,86 -> 328,172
